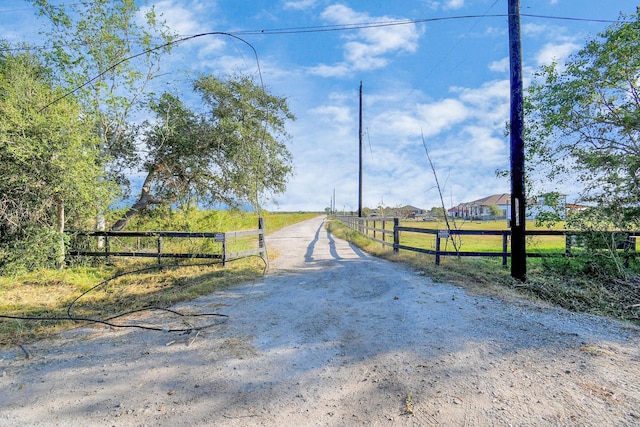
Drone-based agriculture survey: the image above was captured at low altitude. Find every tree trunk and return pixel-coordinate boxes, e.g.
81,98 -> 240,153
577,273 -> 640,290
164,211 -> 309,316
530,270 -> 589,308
111,168 -> 158,231
55,198 -> 65,270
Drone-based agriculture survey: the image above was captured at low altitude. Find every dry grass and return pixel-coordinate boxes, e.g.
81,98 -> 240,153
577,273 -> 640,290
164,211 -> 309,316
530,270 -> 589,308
0,257 -> 265,347
0,211 -> 319,348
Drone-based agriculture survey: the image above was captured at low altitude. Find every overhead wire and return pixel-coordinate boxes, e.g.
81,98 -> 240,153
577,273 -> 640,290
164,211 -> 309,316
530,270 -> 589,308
1,12 -> 623,55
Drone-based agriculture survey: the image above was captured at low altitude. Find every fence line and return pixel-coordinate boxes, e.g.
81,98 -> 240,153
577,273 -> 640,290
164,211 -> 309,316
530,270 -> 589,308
336,216 -> 638,265
67,218 -> 265,266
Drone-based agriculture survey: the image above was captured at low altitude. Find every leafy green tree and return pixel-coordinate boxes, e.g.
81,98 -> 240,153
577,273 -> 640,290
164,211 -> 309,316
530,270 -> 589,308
30,0 -> 174,189
487,204 -> 503,219
111,74 -> 295,230
526,11 -> 640,229
0,51 -> 114,272
429,206 -> 447,220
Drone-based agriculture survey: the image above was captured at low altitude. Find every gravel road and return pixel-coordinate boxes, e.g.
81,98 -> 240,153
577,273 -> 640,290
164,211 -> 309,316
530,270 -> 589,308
1,215 -> 640,426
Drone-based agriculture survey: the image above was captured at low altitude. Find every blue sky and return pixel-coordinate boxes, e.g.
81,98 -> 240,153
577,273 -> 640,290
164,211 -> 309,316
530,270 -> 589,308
1,1 -> 637,212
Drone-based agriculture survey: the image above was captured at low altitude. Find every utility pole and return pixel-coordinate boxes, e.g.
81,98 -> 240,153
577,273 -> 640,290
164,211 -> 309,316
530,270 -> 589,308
358,81 -> 363,218
508,0 -> 526,281
332,188 -> 336,215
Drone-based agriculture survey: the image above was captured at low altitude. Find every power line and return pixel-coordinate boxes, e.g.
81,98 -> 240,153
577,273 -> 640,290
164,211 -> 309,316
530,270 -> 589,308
0,12 -> 623,53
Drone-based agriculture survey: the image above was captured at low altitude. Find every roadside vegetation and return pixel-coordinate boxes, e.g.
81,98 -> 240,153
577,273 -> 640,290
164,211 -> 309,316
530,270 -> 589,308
0,210 -> 318,347
327,219 -> 640,327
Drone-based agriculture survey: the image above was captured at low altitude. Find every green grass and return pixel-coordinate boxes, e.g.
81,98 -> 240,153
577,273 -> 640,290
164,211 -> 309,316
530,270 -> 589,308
0,210 -> 320,347
359,218 -> 567,253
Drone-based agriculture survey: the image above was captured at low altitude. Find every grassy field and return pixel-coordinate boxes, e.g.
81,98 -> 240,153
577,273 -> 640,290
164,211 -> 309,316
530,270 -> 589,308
359,218 -> 567,254
0,210 -> 320,347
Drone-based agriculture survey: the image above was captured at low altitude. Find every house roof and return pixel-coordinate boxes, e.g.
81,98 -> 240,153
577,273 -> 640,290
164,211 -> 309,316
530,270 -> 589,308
469,193 -> 511,206
399,205 -> 423,211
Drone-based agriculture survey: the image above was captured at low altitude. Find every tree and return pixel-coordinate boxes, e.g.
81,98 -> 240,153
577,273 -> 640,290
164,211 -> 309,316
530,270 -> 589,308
30,0 -> 174,190
487,204 -> 503,219
429,206 -> 447,220
0,50 -> 114,272
526,11 -> 640,229
111,74 -> 295,231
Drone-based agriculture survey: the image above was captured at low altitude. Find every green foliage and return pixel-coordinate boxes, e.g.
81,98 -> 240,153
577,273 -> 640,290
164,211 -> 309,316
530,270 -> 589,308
531,192 -> 565,227
112,75 -> 295,230
193,73 -> 295,207
526,11 -> 640,231
0,227 -> 68,276
29,0 -> 175,190
523,258 -> 640,322
487,204 -> 503,218
429,206 -> 447,220
0,51 -> 115,273
25,2 -> 296,233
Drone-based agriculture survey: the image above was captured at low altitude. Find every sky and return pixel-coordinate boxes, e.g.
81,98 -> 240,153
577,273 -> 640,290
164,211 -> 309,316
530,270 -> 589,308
1,0 -> 637,213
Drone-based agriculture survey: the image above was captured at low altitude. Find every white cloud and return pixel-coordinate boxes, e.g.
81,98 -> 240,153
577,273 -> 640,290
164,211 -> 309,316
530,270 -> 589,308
443,0 -> 465,10
424,0 -> 465,11
309,104 -> 353,129
522,23 -> 549,36
535,41 -> 580,66
144,0 -> 204,35
283,0 -> 319,10
489,57 -> 509,73
416,99 -> 469,136
307,63 -> 351,78
311,5 -> 421,75
453,79 -> 510,126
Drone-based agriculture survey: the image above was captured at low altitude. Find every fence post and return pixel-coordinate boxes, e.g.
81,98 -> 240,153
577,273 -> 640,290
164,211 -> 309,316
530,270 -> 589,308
258,217 -> 265,257
393,218 -> 399,254
502,232 -> 508,266
435,233 -> 441,265
157,236 -> 163,265
222,233 -> 227,267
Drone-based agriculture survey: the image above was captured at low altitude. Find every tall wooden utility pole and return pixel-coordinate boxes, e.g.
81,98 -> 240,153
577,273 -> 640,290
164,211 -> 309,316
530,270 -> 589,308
358,81 -> 363,218
508,0 -> 526,281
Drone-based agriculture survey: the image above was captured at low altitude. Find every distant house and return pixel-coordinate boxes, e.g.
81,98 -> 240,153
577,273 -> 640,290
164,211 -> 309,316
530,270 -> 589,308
390,205 -> 426,219
566,203 -> 589,215
527,193 -> 568,220
450,192 -> 569,220
450,193 -> 511,220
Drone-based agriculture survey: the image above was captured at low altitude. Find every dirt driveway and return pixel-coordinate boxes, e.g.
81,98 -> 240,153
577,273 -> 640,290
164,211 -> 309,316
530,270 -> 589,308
1,215 -> 640,426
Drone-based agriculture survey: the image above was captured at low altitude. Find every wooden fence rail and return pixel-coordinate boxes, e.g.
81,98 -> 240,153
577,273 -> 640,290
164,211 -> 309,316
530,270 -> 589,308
336,216 -> 638,265
67,218 -> 265,266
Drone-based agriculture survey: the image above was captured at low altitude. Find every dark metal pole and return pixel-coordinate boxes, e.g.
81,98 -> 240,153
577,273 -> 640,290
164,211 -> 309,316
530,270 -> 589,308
358,81 -> 363,218
508,0 -> 526,281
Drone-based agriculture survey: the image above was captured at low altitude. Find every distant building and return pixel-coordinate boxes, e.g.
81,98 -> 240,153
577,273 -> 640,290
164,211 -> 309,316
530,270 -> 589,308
389,205 -> 426,219
527,193 -> 567,219
450,193 -> 511,220
450,192 -> 569,220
